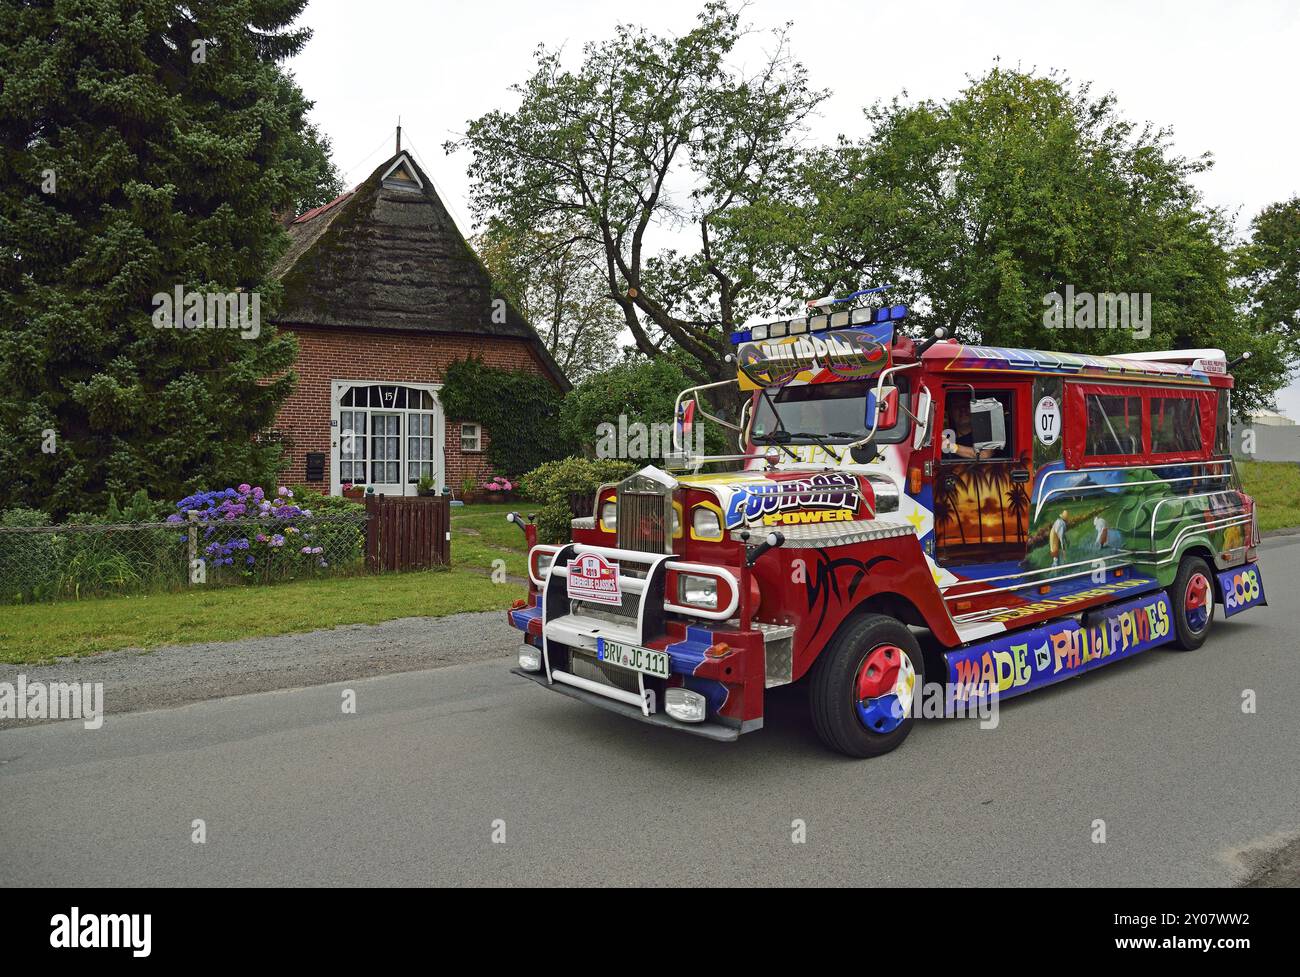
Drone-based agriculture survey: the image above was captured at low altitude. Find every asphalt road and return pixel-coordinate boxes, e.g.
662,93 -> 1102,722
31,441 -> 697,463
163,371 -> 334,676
2,537 -> 1298,887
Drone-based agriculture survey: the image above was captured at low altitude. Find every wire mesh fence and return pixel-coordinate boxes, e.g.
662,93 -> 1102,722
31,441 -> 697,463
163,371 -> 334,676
0,512 -> 369,603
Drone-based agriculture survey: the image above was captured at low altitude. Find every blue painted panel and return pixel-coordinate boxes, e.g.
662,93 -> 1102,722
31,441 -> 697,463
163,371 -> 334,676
944,591 -> 1174,705
1217,563 -> 1266,617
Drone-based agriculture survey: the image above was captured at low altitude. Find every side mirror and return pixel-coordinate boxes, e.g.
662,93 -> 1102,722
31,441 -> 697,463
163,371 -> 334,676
912,388 -> 933,450
674,399 -> 696,452
969,396 -> 1007,453
866,386 -> 899,429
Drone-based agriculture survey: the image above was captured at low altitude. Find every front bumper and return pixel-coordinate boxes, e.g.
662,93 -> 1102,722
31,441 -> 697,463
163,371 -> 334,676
510,667 -> 750,742
508,541 -> 788,735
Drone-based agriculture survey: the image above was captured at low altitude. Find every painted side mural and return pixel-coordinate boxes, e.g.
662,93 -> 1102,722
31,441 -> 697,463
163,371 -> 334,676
935,459 -> 1032,555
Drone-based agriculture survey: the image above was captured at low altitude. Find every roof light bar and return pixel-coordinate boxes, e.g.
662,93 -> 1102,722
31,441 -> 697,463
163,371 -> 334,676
730,303 -> 908,345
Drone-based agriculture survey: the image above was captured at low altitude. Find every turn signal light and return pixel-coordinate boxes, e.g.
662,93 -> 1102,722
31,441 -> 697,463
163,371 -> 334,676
908,467 -> 923,494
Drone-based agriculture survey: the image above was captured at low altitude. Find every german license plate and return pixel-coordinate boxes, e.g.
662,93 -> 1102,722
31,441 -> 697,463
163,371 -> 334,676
596,638 -> 670,679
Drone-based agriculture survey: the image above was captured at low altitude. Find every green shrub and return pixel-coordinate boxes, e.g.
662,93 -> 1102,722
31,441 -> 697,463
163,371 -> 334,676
288,485 -> 365,518
440,357 -> 571,478
520,456 -> 636,543
0,508 -> 59,602
287,485 -> 367,571
65,489 -> 169,526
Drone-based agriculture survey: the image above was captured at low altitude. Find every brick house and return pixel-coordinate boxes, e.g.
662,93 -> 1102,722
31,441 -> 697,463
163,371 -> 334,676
269,148 -> 567,496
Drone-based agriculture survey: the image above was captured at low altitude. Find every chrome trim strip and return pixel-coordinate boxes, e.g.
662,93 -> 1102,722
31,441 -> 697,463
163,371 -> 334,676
940,554 -> 1126,592
1032,460 -> 1233,520
945,560 -> 1133,605
552,668 -> 649,710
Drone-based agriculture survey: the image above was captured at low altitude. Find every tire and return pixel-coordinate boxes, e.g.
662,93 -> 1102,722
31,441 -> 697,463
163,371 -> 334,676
809,613 -> 924,758
1171,555 -> 1215,651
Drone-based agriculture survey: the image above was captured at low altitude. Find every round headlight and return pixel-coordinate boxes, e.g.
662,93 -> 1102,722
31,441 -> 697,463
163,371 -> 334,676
692,506 -> 722,540
599,500 -> 617,531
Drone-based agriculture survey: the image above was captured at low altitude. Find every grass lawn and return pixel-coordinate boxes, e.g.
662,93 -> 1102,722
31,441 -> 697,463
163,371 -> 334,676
449,502 -> 529,579
1238,460 -> 1300,533
0,501 -> 530,664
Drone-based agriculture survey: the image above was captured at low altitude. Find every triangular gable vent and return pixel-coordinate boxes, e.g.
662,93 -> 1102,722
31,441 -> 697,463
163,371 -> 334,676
381,154 -> 424,191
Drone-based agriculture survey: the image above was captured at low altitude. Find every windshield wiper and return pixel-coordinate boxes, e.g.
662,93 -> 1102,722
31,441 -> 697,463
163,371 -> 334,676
790,431 -> 843,462
751,429 -> 801,461
752,390 -> 801,461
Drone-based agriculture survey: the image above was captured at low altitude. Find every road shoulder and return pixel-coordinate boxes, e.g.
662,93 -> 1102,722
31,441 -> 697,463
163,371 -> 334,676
0,610 -> 519,727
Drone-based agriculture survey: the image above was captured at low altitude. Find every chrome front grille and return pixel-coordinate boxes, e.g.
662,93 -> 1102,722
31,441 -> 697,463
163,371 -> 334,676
568,649 -> 642,694
617,489 -> 672,554
576,596 -> 640,621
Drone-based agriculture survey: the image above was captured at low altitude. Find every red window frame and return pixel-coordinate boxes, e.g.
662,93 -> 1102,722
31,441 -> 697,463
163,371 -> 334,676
1146,387 -> 1217,463
1064,382 -> 1218,469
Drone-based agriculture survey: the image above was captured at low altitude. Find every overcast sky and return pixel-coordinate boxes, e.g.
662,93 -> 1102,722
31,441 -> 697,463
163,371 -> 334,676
284,0 -> 1300,415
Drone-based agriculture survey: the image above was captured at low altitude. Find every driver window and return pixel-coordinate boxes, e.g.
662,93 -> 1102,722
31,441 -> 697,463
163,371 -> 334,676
942,391 -> 1013,461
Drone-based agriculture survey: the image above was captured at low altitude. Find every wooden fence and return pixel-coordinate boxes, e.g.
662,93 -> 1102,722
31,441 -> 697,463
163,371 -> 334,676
364,495 -> 451,572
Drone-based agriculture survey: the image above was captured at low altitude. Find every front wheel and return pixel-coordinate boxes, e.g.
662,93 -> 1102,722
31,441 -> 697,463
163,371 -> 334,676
809,614 -> 923,758
1171,555 -> 1215,650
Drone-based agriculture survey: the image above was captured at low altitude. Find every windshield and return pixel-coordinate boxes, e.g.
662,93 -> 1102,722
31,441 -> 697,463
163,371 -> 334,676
751,377 -> 911,445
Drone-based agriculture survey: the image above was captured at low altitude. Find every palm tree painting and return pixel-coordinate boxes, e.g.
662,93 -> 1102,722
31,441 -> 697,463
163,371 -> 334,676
1006,478 -> 1030,543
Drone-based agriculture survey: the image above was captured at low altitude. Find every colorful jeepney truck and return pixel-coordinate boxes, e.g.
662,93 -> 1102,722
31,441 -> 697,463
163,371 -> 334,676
506,302 -> 1267,757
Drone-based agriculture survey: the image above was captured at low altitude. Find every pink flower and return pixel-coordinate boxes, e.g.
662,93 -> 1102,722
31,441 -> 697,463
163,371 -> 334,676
237,483 -> 251,494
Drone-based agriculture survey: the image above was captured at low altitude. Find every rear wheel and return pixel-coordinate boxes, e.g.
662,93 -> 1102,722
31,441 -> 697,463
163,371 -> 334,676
809,614 -> 923,758
1171,555 -> 1215,650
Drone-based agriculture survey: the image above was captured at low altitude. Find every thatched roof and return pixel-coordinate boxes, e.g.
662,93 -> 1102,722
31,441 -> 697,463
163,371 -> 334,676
271,151 -> 568,389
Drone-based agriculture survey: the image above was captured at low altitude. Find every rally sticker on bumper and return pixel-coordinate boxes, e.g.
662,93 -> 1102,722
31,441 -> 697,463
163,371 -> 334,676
567,551 -> 621,605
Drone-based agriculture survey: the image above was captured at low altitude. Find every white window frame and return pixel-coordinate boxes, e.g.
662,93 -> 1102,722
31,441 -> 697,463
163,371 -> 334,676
460,421 -> 482,453
330,379 -> 444,497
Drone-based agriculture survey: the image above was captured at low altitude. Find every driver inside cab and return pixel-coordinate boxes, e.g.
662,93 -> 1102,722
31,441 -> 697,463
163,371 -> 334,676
942,394 -> 1007,461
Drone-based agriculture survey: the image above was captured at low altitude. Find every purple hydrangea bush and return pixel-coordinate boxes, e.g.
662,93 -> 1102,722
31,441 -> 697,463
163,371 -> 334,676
169,485 -> 333,577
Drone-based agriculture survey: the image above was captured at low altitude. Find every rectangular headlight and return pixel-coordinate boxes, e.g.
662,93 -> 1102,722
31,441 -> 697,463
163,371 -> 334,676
600,500 -> 617,530
678,573 -> 718,609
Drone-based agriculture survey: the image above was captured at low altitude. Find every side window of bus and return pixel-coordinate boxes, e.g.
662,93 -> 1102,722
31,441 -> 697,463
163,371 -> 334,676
1214,390 -> 1230,455
1084,394 -> 1142,457
1150,397 -> 1201,454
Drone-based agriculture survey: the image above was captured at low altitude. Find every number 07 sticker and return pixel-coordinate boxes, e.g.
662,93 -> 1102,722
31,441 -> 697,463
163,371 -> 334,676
1035,396 -> 1061,446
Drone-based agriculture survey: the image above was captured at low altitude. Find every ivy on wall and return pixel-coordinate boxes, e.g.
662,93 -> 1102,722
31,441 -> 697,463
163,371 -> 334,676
440,358 -> 571,478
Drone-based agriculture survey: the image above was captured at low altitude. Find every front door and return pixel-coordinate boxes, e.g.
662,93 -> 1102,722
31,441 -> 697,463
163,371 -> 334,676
934,383 -> 1033,566
333,382 -> 443,497
368,412 -> 403,495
